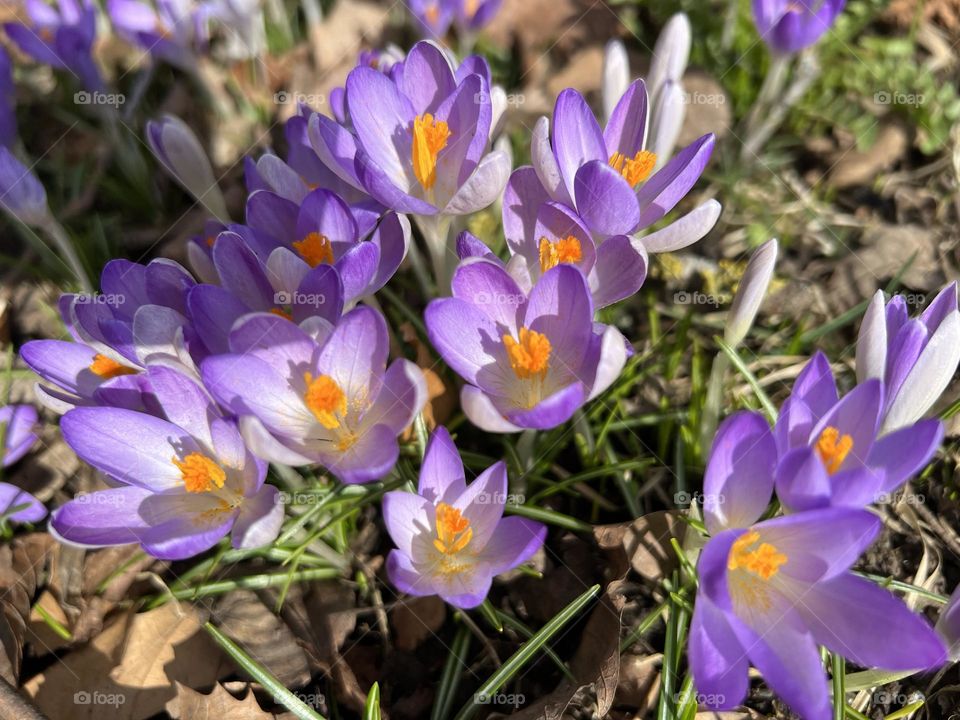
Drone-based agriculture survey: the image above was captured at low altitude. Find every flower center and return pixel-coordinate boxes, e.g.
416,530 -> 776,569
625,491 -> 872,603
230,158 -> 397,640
433,502 -> 473,555
815,425 -> 853,475
538,235 -> 583,273
303,372 -> 347,429
424,2 -> 440,25
88,354 -> 138,380
173,452 -> 227,493
270,307 -> 293,321
412,113 -> 451,190
293,232 -> 334,267
609,150 -> 657,187
464,0 -> 478,17
503,327 -> 551,380
727,530 -> 787,581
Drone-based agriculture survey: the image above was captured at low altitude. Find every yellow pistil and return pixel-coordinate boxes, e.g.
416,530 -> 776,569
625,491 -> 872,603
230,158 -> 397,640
433,502 -> 473,556
609,150 -> 657,187
464,0 -> 479,17
412,113 -> 451,190
205,235 -> 217,248
538,235 -> 583,273
173,452 -> 227,494
503,327 -> 551,380
303,372 -> 347,429
815,426 -> 853,475
292,232 -> 335,268
88,354 -> 138,380
727,530 -> 787,580
424,2 -> 440,25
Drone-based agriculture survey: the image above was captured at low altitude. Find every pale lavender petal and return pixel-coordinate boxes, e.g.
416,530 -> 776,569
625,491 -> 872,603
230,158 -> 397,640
232,484 -> 284,549
574,159 -> 640,237
418,426 -> 466,504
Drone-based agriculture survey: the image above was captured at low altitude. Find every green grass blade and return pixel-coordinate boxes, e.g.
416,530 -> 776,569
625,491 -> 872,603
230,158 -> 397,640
363,682 -> 381,720
715,337 -> 778,422
452,584 -> 601,720
431,623 -> 471,720
204,622 -> 327,720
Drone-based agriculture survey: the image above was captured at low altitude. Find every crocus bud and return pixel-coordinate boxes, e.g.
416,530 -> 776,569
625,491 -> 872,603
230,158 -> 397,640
602,39 -> 629,123
146,114 -> 229,222
856,283 -> 960,433
647,13 -> 691,99
724,238 -> 778,346
0,146 -> 50,227
752,0 -> 845,55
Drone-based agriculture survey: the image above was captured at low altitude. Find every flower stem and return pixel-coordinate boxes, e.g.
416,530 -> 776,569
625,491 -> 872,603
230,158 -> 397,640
40,217 -> 92,293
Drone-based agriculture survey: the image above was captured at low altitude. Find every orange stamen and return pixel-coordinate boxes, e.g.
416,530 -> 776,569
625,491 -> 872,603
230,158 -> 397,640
303,372 -> 347,429
292,232 -> 334,268
412,113 -> 451,190
538,235 -> 583,273
609,150 -> 657,187
502,327 -> 551,380
173,452 -> 227,493
727,530 -> 787,581
88,354 -> 137,380
815,426 -> 853,475
433,502 -> 473,555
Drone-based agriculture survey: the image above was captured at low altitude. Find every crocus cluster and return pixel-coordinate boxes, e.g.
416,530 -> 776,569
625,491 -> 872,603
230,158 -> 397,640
691,282 -> 960,720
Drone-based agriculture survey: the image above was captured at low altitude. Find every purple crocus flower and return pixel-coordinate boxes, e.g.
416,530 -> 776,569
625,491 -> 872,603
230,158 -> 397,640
108,0 -> 207,70
603,13 -> 691,162
772,352 -> 943,510
0,404 -> 39,468
936,584 -> 960,662
454,0 -> 501,32
530,84 -> 716,249
425,262 -> 627,432
187,230 -> 344,356
4,0 -> 104,92
856,283 -> 960,433
51,366 -> 283,559
244,186 -> 409,305
201,307 -> 427,484
20,258 -> 198,412
0,47 -> 17,149
752,0 -> 845,55
0,145 -> 51,227
690,411 -> 946,720
383,426 -> 545,608
344,41 -> 509,220
408,0 -> 455,38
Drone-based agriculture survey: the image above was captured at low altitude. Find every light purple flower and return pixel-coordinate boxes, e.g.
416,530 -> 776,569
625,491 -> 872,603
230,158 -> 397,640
937,584 -> 960,662
856,283 -> 960,433
425,262 -> 627,432
383,426 -> 545,608
408,0 -> 455,38
0,483 -> 46,523
690,411 -> 946,720
773,352 -> 943,510
108,0 -> 207,70
753,0 -> 845,55
0,404 -> 39,468
603,13 -> 691,162
244,186 -> 409,305
20,258 -> 198,412
51,365 -> 283,559
186,229 -> 345,357
4,0 -> 104,92
529,83 -> 719,259
201,307 -> 427,484
344,40 -> 509,218
454,0 -> 501,32
0,47 -> 17,149
0,145 -> 50,227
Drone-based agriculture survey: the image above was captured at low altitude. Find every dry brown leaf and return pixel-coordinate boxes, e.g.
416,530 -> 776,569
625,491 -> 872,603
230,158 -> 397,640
827,121 -> 909,190
0,533 -> 54,684
391,596 -> 446,652
596,510 -> 686,582
170,682 -> 276,719
214,590 -> 311,689
25,603 -> 231,720
615,653 -> 661,710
